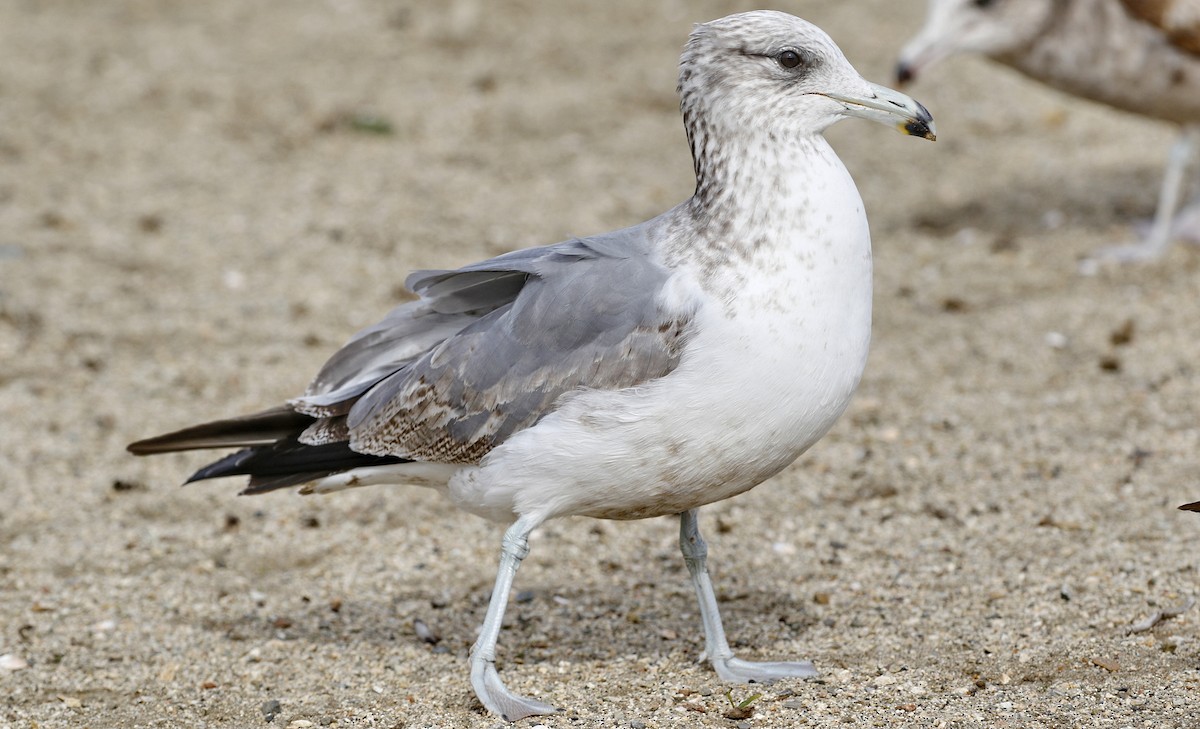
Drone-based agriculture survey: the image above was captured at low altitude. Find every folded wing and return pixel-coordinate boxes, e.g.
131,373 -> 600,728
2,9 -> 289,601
298,225 -> 694,463
130,220 -> 695,491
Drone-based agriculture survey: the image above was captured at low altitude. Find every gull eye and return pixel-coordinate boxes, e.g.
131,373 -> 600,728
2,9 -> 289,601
778,50 -> 803,69
973,0 -> 996,7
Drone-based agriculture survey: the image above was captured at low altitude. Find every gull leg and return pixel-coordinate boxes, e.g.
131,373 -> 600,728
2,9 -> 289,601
1088,126 -> 1199,264
469,516 -> 557,721
1177,133 -> 1200,244
679,509 -> 817,683
1176,201 -> 1200,245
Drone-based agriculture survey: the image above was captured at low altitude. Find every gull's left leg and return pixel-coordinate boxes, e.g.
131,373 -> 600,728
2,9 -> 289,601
469,515 -> 557,721
678,509 -> 818,683
1169,125 -> 1200,245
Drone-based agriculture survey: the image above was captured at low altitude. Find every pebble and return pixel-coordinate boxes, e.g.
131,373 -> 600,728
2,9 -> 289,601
1045,332 -> 1068,350
0,654 -> 29,671
630,721 -> 646,729
414,618 -> 440,645
261,699 -> 282,721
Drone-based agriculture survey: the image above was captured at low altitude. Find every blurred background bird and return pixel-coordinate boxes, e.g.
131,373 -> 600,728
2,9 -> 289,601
897,0 -> 1200,263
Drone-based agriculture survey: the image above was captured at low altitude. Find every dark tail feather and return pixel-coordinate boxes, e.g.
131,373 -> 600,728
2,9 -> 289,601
186,436 -> 408,494
128,406 -> 409,495
1179,501 -> 1200,512
127,406 -> 313,455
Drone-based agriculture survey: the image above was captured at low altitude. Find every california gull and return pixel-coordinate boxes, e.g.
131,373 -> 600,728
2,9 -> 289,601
897,0 -> 1200,262
129,10 -> 934,721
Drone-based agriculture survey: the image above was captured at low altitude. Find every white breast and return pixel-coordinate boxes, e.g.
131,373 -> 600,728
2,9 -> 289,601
451,140 -> 873,523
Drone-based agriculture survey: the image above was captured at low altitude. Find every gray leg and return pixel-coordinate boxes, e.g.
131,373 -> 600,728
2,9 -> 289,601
678,509 -> 817,683
469,516 -> 557,721
1088,126 -> 1199,264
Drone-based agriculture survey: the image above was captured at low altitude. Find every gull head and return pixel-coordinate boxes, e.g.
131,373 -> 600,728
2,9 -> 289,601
680,11 -> 935,142
897,0 -> 1059,84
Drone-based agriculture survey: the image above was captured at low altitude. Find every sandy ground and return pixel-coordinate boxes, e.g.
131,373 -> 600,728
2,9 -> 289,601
3,0 -> 1200,727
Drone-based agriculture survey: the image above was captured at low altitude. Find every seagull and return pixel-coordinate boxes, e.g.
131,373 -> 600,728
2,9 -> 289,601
896,0 -> 1200,262
128,10 -> 934,721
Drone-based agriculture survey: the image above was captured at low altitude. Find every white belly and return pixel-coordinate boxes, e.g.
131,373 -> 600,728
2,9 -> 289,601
452,216 -> 873,522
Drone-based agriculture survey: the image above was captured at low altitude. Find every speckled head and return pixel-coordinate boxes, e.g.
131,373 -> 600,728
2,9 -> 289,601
678,10 -> 935,174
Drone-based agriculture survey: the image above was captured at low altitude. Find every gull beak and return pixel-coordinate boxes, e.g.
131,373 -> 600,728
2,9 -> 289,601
820,82 -> 936,141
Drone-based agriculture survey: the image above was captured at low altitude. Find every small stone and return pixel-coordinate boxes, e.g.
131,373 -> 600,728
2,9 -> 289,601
223,269 -> 246,290
1109,319 -> 1135,346
287,721 -> 314,729
737,722 -> 752,729
58,695 -> 82,708
630,722 -> 647,729
261,699 -> 282,720
414,618 -> 440,645
1044,331 -> 1068,349
0,654 -> 29,671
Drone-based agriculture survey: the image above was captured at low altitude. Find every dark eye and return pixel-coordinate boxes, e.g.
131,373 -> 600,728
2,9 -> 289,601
778,50 -> 803,69
973,0 -> 996,7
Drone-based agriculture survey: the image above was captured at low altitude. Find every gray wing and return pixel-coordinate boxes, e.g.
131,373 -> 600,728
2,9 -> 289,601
293,222 -> 695,463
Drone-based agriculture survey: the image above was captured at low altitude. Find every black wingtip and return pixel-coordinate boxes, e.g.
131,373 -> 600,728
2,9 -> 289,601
1179,501 -> 1200,512
126,406 -> 314,456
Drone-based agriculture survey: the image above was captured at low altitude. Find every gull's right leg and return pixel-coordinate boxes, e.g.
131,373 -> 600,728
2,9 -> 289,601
679,509 -> 818,683
1087,125 -> 1199,264
469,515 -> 557,721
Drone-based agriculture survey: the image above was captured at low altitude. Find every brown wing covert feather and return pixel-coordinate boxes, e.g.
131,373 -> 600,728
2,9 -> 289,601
1120,0 -> 1200,54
